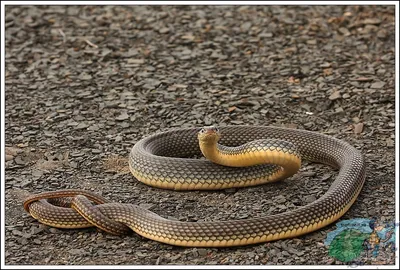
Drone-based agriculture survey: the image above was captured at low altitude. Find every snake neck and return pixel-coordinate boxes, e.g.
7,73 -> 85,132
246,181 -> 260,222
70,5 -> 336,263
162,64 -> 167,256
199,139 -> 302,180
199,140 -> 268,167
199,141 -> 224,165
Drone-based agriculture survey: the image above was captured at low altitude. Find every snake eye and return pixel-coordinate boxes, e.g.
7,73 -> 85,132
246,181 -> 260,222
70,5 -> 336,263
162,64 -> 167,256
209,126 -> 219,133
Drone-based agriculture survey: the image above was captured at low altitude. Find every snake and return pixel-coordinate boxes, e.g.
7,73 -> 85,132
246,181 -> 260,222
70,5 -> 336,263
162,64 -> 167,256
23,125 -> 366,247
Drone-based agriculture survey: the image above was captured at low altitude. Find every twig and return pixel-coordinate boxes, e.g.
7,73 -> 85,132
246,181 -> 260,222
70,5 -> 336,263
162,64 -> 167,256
85,39 -> 98,48
58,29 -> 66,43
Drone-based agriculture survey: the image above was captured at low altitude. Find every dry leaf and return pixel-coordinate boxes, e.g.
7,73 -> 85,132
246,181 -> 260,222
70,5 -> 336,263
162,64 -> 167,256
354,77 -> 374,82
288,76 -> 300,84
103,155 -> 130,174
329,91 -> 341,100
323,68 -> 333,76
354,123 -> 364,134
228,106 -> 237,112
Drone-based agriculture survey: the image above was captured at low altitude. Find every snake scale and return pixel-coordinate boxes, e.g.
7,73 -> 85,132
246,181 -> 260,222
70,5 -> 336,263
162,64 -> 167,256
24,125 -> 366,247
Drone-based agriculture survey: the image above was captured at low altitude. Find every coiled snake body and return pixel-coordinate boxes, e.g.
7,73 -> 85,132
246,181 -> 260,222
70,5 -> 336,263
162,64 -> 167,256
24,126 -> 366,247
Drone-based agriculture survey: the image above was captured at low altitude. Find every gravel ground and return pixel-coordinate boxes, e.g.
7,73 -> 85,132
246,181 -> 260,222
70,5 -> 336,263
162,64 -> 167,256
4,5 -> 396,266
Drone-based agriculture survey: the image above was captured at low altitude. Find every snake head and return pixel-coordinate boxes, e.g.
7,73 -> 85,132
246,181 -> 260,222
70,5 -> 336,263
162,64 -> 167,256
198,126 -> 221,144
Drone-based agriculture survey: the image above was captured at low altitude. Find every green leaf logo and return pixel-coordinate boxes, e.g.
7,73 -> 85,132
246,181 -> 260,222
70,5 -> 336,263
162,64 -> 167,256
328,229 -> 370,262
